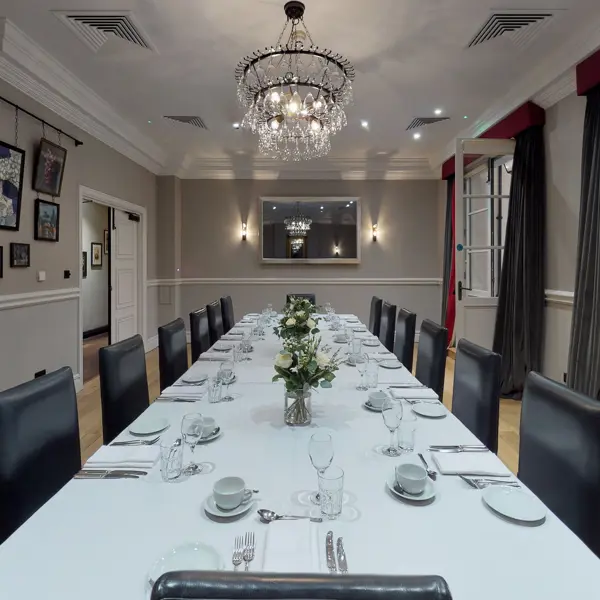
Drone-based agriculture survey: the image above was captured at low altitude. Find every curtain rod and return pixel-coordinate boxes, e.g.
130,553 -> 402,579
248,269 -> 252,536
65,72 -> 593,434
0,94 -> 83,147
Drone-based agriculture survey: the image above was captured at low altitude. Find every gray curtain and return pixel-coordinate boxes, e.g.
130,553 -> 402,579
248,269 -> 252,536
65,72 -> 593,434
567,86 -> 600,399
441,177 -> 454,324
492,126 -> 546,398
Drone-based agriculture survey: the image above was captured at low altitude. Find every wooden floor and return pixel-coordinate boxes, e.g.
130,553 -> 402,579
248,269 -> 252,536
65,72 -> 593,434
77,348 -> 522,473
82,333 -> 109,383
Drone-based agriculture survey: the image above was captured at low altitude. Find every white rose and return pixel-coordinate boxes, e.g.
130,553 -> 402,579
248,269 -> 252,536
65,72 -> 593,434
286,317 -> 296,326
275,352 -> 293,369
296,310 -> 305,318
307,318 -> 316,329
316,352 -> 331,368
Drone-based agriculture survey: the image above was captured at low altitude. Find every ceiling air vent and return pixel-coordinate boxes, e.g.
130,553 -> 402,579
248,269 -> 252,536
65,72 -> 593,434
468,11 -> 555,48
406,117 -> 450,131
164,116 -> 209,130
53,11 -> 155,53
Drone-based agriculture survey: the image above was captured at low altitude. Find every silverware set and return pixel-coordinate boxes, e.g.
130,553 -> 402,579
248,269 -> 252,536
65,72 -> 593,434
75,469 -> 147,479
326,531 -> 348,574
429,445 -> 488,453
155,396 -> 200,403
111,436 -> 160,446
232,532 -> 255,571
388,384 -> 427,389
459,475 -> 520,489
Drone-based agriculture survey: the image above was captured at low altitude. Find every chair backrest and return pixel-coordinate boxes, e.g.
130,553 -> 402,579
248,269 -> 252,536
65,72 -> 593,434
189,307 -> 211,362
368,296 -> 383,337
151,572 -> 452,600
220,296 -> 235,333
519,372 -> 600,557
394,308 -> 416,368
415,319 -> 448,398
206,300 -> 224,345
452,339 -> 501,452
0,367 -> 81,543
99,334 -> 149,444
158,318 -> 188,391
286,293 -> 316,305
378,301 -> 397,352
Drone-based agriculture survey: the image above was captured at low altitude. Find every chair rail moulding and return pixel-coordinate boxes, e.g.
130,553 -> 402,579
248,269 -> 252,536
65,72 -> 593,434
147,278 -> 442,287
0,287 -> 80,310
545,289 -> 575,308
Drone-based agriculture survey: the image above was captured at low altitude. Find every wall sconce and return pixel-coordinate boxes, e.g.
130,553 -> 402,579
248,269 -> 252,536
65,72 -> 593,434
241,222 -> 247,241
372,223 -> 378,242
334,245 -> 340,257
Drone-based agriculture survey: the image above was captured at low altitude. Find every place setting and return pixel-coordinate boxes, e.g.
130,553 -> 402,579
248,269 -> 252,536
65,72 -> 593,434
202,476 -> 259,521
386,462 -> 437,505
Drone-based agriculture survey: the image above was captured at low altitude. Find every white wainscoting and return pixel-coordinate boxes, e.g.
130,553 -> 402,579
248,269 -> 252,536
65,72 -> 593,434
543,289 -> 574,383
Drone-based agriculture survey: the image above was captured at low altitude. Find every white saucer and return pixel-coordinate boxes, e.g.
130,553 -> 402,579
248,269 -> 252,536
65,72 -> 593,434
379,359 -> 402,369
386,474 -> 436,502
129,416 -> 170,436
213,343 -> 233,352
333,336 -> 349,344
181,374 -> 208,384
202,495 -> 255,519
362,339 -> 380,347
198,427 -> 222,443
363,400 -> 383,412
482,487 -> 546,524
411,403 -> 446,419
148,542 -> 223,586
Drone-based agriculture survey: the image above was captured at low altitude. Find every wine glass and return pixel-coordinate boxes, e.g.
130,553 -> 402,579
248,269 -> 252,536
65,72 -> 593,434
181,413 -> 208,475
308,431 -> 334,504
381,397 -> 403,457
356,352 -> 368,390
218,360 -> 235,401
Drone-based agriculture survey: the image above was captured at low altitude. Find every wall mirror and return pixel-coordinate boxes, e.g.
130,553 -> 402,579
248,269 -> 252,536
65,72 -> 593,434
260,197 -> 361,264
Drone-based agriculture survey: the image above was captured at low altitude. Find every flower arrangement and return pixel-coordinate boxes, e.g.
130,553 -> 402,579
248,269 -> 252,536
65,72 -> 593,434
274,296 -> 320,340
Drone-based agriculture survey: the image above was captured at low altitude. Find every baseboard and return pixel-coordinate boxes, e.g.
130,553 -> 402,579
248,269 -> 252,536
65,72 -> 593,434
73,373 -> 83,393
83,325 -> 109,339
146,335 -> 158,352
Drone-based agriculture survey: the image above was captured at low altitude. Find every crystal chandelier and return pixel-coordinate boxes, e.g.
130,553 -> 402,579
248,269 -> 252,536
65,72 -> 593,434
284,203 -> 312,237
235,1 -> 355,161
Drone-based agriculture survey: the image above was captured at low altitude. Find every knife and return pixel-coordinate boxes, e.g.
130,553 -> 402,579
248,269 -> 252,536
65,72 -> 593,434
429,445 -> 488,452
155,397 -> 199,403
388,384 -> 426,389
336,537 -> 348,574
78,469 -> 148,476
75,472 -> 141,479
326,531 -> 337,573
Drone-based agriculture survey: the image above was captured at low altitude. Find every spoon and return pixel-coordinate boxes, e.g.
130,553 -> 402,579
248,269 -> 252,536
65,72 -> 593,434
257,509 -> 322,524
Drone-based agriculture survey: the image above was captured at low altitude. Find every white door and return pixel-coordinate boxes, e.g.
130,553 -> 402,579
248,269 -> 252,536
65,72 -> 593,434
454,139 -> 515,349
111,208 -> 139,342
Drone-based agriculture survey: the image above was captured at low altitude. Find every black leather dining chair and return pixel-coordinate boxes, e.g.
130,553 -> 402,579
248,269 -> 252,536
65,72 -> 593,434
207,300 -> 224,345
451,339 -> 501,453
368,296 -> 383,337
286,293 -> 316,305
220,296 -> 235,334
189,307 -> 211,362
394,308 -> 416,369
415,319 -> 448,398
0,367 -> 81,544
519,372 -> 600,557
158,318 -> 188,391
99,334 -> 150,444
378,301 -> 397,352
151,572 -> 453,600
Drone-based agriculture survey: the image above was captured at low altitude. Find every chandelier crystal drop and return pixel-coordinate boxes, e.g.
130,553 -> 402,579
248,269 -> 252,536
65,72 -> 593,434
235,1 -> 355,161
284,203 -> 312,237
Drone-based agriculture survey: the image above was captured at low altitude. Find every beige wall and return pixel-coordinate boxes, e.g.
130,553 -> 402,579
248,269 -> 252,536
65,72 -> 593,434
0,79 -> 157,390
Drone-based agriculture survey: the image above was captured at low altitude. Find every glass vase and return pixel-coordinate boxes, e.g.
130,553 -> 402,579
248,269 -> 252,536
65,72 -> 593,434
284,388 -> 312,426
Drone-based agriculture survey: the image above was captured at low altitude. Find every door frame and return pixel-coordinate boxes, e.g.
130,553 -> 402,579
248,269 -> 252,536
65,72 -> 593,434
78,186 -> 147,385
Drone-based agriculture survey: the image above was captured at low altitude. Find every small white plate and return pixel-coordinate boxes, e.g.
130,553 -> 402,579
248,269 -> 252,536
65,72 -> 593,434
411,403 -> 446,419
333,336 -> 348,344
199,427 -> 222,443
202,495 -> 255,519
148,542 -> 223,586
181,374 -> 208,384
129,416 -> 170,436
363,400 -> 383,412
213,343 -> 233,352
386,474 -> 436,502
380,359 -> 402,369
482,487 -> 546,524
362,339 -> 380,347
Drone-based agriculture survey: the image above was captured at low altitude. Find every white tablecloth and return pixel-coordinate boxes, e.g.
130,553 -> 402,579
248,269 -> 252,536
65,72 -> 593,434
0,315 -> 598,600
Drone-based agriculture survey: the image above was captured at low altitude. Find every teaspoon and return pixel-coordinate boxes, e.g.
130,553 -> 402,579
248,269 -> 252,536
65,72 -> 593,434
257,509 -> 322,524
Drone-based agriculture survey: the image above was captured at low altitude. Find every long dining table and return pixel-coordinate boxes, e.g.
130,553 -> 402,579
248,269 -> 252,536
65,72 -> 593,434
0,312 -> 598,599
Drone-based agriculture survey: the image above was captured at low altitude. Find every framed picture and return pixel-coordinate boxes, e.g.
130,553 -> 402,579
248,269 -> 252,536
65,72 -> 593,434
33,138 -> 67,197
104,229 -> 109,254
34,198 -> 60,242
91,242 -> 103,267
82,251 -> 87,279
10,242 -> 30,268
0,140 -> 26,231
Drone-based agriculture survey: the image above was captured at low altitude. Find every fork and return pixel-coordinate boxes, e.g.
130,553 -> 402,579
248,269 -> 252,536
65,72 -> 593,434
232,536 -> 244,571
110,436 -> 160,446
243,531 -> 255,571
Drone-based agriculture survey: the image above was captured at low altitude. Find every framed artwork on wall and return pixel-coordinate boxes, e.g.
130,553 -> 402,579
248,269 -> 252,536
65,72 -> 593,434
0,140 -> 26,231
91,242 -> 102,267
82,251 -> 87,279
34,198 -> 60,242
33,138 -> 67,197
104,229 -> 109,253
10,242 -> 30,268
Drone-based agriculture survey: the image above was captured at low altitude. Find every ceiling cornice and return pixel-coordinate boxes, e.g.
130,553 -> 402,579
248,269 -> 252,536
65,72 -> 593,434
430,13 -> 600,170
0,19 -> 166,174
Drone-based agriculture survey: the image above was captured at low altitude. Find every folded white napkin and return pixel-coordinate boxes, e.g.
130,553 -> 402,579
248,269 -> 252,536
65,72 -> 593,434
221,334 -> 242,341
263,521 -> 320,573
432,452 -> 511,477
85,445 -> 159,469
159,386 -> 205,398
390,388 -> 439,400
198,352 -> 230,362
366,352 -> 395,360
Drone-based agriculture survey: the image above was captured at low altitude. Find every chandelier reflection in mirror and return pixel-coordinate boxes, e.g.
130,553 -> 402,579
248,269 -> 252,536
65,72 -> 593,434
235,1 -> 355,161
284,203 -> 312,237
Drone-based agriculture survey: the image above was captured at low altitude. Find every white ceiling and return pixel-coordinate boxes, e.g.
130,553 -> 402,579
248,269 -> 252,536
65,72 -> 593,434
0,0 -> 599,178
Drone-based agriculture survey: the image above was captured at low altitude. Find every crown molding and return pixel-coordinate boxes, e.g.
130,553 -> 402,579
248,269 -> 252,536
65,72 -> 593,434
0,19 -> 166,174
148,277 -> 442,287
430,14 -> 600,170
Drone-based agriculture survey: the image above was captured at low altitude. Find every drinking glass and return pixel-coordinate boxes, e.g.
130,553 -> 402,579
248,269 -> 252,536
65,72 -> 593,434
241,330 -> 252,361
330,314 -> 341,331
318,466 -> 344,520
398,409 -> 417,453
345,326 -> 355,342
381,398 -> 403,457
356,354 -> 368,390
323,302 -> 332,322
218,360 -> 235,401
160,435 -> 184,482
207,377 -> 223,403
351,338 -> 363,357
181,413 -> 208,475
366,361 -> 379,388
308,431 -> 334,505
267,303 -> 274,318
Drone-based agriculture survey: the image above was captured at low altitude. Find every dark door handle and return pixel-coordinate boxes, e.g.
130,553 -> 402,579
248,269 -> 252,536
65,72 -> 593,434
458,281 -> 472,301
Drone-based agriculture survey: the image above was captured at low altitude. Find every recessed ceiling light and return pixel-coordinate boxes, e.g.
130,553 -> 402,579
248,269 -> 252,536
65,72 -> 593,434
273,206 -> 276,210
147,120 -> 152,124
463,115 -> 468,119
346,203 -> 350,207
320,206 -> 324,210
434,108 -> 442,116
232,122 -> 240,129
349,200 -> 353,204
360,120 -> 369,129
413,132 -> 421,140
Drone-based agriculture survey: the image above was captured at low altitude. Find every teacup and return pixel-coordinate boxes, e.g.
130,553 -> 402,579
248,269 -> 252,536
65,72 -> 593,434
368,390 -> 388,409
213,476 -> 253,510
395,463 -> 427,496
201,417 -> 217,438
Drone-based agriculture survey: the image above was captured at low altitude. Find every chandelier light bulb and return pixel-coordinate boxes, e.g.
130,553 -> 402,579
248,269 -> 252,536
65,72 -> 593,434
310,118 -> 322,132
270,91 -> 280,103
270,118 -> 280,130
